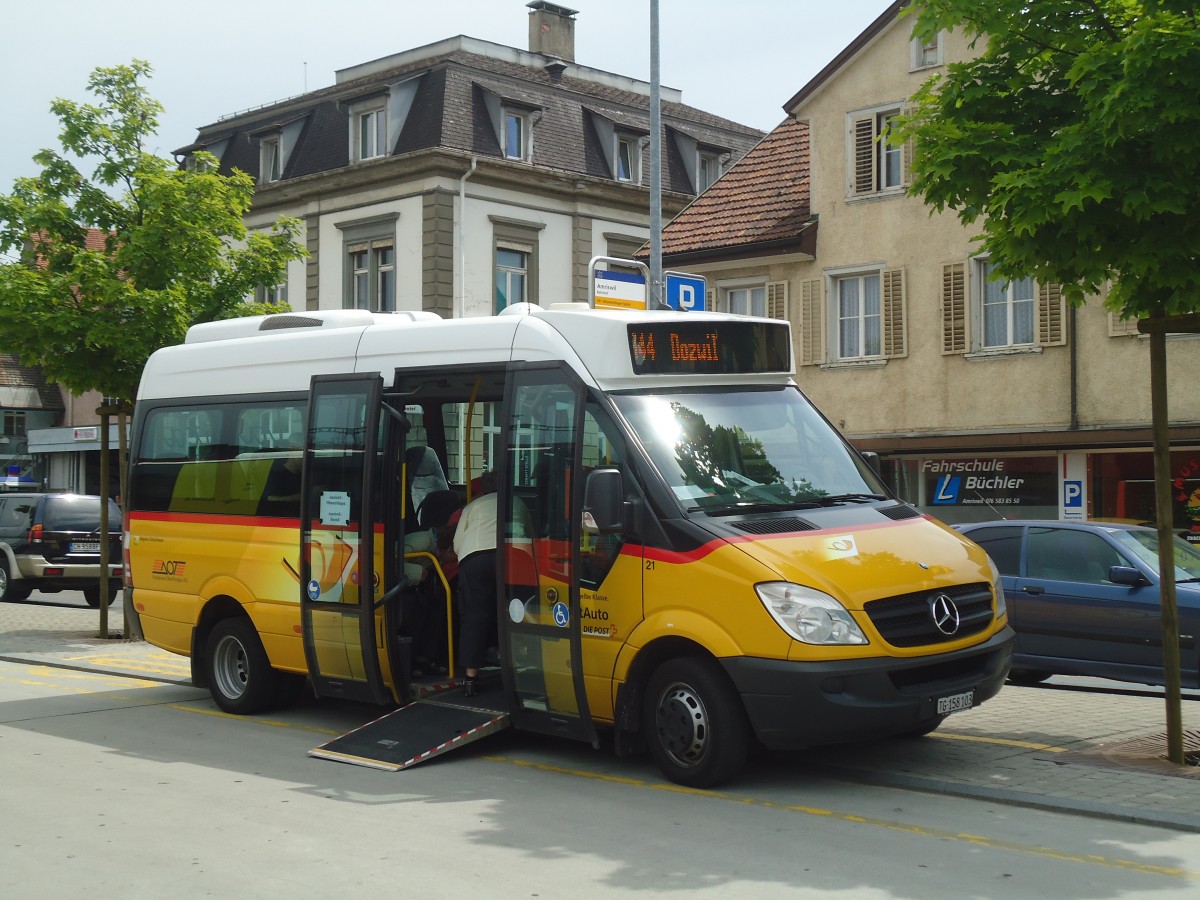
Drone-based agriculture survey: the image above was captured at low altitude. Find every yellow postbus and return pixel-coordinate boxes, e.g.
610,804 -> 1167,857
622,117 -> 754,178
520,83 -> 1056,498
126,303 -> 1013,786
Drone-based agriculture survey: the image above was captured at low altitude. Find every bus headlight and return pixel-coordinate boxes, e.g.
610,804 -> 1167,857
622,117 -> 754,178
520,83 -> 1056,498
988,558 -> 1007,620
756,583 -> 868,645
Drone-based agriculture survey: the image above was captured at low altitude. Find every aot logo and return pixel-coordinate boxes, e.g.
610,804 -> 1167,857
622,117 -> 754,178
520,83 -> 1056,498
932,475 -> 961,505
152,559 -> 187,576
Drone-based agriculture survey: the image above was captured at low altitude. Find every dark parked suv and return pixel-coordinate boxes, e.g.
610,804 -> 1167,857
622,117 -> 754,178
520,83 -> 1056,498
0,493 -> 122,607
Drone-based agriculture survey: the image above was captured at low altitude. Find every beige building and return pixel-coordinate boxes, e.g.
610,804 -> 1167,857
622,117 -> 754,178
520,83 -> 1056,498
659,2 -> 1200,534
179,3 -> 760,321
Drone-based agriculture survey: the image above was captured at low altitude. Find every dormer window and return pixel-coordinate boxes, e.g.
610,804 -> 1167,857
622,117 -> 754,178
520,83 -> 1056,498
504,109 -> 530,161
260,136 -> 281,183
355,104 -> 387,161
697,151 -> 719,192
616,136 -> 636,182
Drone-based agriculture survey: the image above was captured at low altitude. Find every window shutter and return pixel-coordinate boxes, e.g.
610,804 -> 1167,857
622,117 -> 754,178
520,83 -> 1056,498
1037,282 -> 1066,346
798,279 -> 823,366
766,281 -> 790,320
1108,312 -> 1141,337
852,117 -> 876,196
706,289 -> 715,313
901,105 -> 916,187
882,267 -> 907,358
941,262 -> 967,354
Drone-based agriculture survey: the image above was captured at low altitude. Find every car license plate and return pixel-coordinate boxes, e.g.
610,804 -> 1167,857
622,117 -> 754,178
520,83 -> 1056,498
936,690 -> 974,716
71,541 -> 100,553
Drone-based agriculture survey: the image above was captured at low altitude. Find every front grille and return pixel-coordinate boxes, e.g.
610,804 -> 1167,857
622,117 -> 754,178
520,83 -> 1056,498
731,517 -> 818,535
864,582 -> 994,648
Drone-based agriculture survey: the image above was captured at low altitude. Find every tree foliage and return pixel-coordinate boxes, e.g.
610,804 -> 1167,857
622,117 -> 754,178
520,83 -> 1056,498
895,0 -> 1200,316
0,61 -> 305,404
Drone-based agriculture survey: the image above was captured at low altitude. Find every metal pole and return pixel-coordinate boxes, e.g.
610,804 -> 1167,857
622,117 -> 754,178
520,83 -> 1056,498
1149,326 -> 1184,764
649,0 -> 663,308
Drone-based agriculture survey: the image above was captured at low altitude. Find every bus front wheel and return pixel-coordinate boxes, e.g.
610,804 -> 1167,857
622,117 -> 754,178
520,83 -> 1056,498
206,618 -> 282,714
644,656 -> 750,788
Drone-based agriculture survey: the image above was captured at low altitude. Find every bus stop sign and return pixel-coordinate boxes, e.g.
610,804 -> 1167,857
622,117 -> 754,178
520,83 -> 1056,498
665,272 -> 706,312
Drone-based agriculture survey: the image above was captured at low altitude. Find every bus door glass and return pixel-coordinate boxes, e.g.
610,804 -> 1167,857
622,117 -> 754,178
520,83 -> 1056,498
499,362 -> 594,743
299,374 -> 390,705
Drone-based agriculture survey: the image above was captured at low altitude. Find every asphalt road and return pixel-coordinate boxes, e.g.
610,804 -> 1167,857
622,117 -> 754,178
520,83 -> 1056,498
2,657 -> 1200,899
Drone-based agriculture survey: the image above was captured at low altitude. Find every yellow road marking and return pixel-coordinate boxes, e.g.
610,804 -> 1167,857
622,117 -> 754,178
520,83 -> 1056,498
933,731 -> 1068,753
168,703 -> 343,736
483,756 -> 1200,881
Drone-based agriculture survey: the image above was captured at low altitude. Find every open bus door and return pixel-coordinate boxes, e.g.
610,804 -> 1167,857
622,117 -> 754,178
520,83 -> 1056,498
497,362 -> 596,746
299,374 -> 392,706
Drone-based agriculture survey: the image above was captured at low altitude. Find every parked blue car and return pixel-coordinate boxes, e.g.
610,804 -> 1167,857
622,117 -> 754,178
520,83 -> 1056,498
954,521 -> 1200,688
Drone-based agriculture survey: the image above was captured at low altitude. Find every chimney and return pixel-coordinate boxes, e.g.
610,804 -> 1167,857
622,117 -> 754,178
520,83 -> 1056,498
527,1 -> 577,63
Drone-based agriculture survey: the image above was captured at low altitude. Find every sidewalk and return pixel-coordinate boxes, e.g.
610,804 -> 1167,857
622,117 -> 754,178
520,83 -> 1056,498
2,598 -> 1198,831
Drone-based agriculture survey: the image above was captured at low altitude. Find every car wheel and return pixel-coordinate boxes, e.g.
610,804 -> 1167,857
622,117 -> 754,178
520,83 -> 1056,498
83,583 -> 118,608
643,656 -> 750,788
1008,669 -> 1052,685
0,561 -> 11,602
205,617 -> 283,714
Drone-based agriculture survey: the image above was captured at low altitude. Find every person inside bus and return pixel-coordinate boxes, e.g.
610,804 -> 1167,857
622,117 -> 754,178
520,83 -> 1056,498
452,470 -> 500,696
451,469 -> 532,696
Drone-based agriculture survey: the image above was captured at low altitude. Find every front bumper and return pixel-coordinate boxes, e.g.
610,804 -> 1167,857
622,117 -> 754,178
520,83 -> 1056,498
722,627 -> 1014,750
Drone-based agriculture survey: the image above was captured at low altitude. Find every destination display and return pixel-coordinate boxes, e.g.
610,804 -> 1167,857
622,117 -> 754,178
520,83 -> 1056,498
627,321 -> 791,376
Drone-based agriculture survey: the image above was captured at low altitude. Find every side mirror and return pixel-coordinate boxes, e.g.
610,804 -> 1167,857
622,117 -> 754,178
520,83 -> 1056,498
860,450 -> 881,474
1109,565 -> 1149,587
583,467 -> 624,534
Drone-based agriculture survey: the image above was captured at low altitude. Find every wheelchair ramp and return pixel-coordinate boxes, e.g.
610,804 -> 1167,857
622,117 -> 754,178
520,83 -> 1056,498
310,691 -> 510,771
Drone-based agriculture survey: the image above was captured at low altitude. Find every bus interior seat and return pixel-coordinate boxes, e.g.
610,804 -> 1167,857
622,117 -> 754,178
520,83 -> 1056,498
405,446 -> 449,525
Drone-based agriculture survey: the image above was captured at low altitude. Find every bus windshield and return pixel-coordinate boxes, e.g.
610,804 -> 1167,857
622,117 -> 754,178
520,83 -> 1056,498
613,386 -> 888,515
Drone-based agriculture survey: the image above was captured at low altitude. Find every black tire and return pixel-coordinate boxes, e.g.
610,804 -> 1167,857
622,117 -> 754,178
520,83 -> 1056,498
83,582 -> 118,608
1008,669 -> 1052,685
0,562 -> 31,602
643,656 -> 750,788
205,617 -> 283,714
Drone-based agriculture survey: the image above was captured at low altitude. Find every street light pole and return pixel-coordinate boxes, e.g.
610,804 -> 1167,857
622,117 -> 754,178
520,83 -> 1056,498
649,0 -> 662,308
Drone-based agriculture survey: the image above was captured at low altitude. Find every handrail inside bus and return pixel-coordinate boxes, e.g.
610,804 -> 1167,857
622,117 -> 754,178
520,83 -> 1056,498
400,550 -> 455,678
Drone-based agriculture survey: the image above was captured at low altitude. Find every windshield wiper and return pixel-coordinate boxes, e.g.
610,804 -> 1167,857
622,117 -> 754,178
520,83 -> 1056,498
688,500 -> 823,515
810,493 -> 890,505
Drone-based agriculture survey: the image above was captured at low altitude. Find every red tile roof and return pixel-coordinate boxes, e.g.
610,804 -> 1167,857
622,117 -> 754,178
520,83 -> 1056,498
655,116 -> 814,262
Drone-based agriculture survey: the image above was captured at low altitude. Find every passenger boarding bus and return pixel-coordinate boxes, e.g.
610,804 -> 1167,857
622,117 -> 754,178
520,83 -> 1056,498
127,303 -> 1014,786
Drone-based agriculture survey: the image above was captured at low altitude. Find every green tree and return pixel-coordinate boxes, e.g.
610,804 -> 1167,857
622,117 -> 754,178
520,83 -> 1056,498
0,60 -> 304,405
895,0 -> 1200,764
0,61 -> 305,636
896,0 -> 1200,316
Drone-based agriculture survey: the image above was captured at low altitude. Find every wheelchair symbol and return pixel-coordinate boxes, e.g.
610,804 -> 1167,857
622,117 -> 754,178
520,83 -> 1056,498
552,602 -> 569,627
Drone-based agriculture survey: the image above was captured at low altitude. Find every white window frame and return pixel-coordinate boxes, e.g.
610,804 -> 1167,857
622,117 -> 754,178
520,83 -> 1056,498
255,279 -> 288,306
347,244 -> 395,312
832,270 -> 884,361
259,135 -> 281,183
615,135 -> 638,183
910,31 -> 944,70
352,102 -> 387,162
847,103 -> 907,198
495,246 -> 529,312
719,280 -> 768,318
697,151 -> 720,193
503,109 -> 531,161
975,258 -> 1036,350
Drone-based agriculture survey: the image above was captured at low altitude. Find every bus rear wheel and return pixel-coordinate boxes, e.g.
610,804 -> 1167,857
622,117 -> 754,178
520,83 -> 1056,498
644,656 -> 750,788
206,617 -> 283,714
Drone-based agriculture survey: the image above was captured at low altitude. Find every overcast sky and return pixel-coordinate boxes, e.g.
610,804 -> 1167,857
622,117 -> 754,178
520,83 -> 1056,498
1,0 -> 891,190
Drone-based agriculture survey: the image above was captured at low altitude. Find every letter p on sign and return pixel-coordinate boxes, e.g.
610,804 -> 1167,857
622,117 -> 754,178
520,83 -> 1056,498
1063,480 -> 1083,508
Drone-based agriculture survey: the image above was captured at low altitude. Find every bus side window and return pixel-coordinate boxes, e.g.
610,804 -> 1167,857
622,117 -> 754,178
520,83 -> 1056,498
579,402 -> 632,589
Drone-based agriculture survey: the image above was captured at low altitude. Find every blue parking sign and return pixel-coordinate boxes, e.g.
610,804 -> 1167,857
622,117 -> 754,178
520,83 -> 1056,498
665,272 -> 706,311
